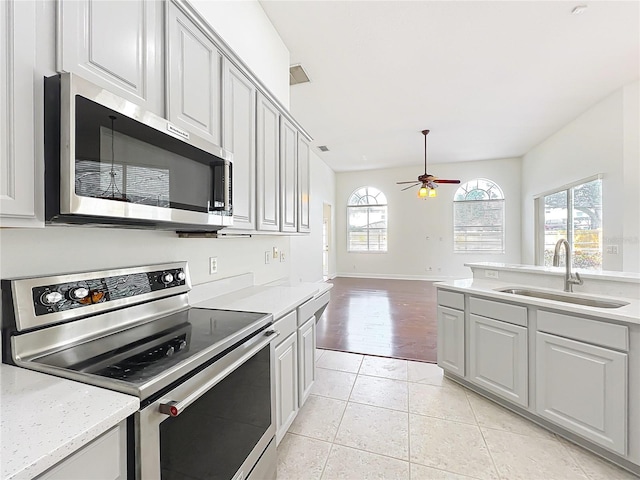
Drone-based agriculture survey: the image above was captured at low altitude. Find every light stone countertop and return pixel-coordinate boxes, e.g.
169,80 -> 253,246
192,282 -> 332,319
465,262 -> 640,283
436,278 -> 640,325
1,365 -> 139,480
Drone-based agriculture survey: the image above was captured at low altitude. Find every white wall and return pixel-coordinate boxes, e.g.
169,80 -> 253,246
290,151 -> 337,282
190,0 -> 290,108
0,227 -> 290,285
335,158 -> 522,280
521,81 -> 640,272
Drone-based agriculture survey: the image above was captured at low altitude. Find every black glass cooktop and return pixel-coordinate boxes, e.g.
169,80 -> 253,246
34,308 -> 270,391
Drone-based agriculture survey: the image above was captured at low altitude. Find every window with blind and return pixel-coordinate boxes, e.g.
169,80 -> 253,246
347,186 -> 387,252
453,178 -> 505,253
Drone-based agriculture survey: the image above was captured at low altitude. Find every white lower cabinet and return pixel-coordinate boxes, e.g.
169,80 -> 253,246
469,314 -> 528,407
36,421 -> 127,480
437,306 -> 465,376
298,315 -> 316,407
536,331 -> 628,455
273,310 -> 298,445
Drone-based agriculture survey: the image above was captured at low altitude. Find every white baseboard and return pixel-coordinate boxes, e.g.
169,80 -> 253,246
335,272 -> 456,282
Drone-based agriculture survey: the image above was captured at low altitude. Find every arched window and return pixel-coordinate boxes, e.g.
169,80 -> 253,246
347,186 -> 387,252
453,178 -> 505,253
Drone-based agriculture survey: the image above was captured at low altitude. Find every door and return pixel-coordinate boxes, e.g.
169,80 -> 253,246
469,315 -> 528,406
0,0 -> 37,224
297,136 -> 311,233
280,118 -> 298,232
322,203 -> 332,280
298,316 -> 316,407
274,332 -> 298,444
57,0 -> 163,114
437,306 -> 465,376
167,2 -> 222,144
536,332 -> 627,455
256,93 -> 280,231
223,60 -> 256,230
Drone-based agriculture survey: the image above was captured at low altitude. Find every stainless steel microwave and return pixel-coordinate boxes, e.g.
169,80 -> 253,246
44,73 -> 233,231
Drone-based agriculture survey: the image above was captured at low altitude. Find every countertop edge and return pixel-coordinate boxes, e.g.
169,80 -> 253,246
435,279 -> 640,325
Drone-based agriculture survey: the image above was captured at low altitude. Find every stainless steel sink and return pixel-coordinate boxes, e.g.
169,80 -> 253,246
495,288 -> 630,309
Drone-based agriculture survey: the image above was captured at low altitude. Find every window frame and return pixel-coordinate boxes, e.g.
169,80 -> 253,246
453,178 -> 505,254
534,174 -> 603,269
347,186 -> 388,253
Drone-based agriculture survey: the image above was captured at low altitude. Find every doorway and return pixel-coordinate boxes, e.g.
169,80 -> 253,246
322,203 -> 331,280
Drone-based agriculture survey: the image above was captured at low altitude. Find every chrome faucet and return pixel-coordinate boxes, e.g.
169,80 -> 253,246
552,239 -> 584,292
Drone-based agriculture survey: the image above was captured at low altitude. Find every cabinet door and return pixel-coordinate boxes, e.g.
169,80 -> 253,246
280,118 -> 298,232
223,60 -> 256,230
37,421 -> 126,480
437,306 -> 465,376
469,315 -> 528,407
298,316 -> 316,407
57,0 -> 163,115
297,135 -> 311,233
167,2 -> 222,144
256,93 -> 280,231
275,332 -> 298,445
536,332 -> 627,455
0,0 -> 37,224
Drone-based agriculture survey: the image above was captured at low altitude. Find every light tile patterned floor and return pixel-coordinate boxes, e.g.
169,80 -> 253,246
276,349 -> 639,480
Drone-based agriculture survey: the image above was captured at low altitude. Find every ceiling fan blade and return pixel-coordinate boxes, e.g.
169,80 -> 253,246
396,181 -> 420,184
433,179 -> 461,184
401,183 -> 420,191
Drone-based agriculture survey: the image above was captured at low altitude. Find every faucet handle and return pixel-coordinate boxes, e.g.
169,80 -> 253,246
570,271 -> 584,286
575,271 -> 583,285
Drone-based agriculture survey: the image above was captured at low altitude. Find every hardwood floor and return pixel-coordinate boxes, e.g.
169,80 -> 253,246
316,277 -> 438,363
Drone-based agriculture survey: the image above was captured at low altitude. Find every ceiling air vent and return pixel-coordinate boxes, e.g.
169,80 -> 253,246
289,64 -> 311,85
318,145 -> 330,152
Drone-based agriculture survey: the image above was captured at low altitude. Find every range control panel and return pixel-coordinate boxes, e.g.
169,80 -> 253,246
31,267 -> 187,316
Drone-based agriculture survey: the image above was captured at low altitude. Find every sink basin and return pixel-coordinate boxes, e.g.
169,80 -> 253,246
496,288 -> 630,309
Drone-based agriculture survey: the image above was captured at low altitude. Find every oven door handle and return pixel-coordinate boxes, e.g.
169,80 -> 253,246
158,328 -> 280,417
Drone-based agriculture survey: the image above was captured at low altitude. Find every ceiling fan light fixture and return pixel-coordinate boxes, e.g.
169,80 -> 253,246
428,188 -> 437,198
418,185 -> 429,198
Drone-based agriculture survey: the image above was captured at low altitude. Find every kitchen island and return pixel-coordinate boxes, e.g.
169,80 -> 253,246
436,262 -> 640,477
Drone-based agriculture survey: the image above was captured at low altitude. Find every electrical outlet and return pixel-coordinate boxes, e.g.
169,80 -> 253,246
485,270 -> 499,279
209,257 -> 218,274
273,246 -> 279,259
280,251 -> 286,262
606,245 -> 619,254
265,251 -> 271,264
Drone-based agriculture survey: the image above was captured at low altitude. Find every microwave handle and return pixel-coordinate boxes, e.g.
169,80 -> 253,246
158,328 -> 279,416
224,160 -> 232,213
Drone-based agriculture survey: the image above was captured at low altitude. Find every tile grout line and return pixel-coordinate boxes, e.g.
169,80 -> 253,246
465,389 -> 502,480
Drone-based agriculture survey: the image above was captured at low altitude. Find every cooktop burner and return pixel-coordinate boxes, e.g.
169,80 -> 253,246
33,308 -> 269,392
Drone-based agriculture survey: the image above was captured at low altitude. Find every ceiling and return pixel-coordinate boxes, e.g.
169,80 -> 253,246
259,1 -> 639,173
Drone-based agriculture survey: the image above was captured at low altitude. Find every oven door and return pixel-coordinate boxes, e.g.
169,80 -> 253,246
136,328 -> 278,480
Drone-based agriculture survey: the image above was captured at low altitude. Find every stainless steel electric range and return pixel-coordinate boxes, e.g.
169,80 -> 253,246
1,262 -> 278,480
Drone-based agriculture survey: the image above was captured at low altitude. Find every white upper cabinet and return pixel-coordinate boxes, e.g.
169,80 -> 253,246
57,0 -> 164,115
166,2 -> 222,145
280,118 -> 298,233
223,60 -> 256,231
297,136 -> 311,233
256,93 -> 280,232
0,0 -> 37,225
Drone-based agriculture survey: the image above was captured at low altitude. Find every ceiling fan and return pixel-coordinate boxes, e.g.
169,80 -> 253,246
397,129 -> 461,197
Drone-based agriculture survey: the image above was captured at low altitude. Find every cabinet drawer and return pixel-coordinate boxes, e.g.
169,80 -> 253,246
470,297 -> 527,327
37,421 -> 126,479
297,298 -> 316,325
274,310 -> 297,345
438,290 -> 464,310
537,310 -> 628,351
